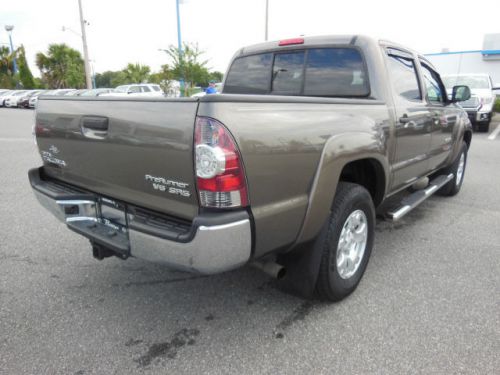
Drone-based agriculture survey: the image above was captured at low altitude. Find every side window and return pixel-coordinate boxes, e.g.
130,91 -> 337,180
141,86 -> 151,92
129,86 -> 141,93
272,52 -> 305,95
224,53 -> 273,94
387,54 -> 421,102
420,63 -> 444,104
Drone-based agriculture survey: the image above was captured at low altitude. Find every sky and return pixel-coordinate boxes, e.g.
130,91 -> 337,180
1,0 -> 499,78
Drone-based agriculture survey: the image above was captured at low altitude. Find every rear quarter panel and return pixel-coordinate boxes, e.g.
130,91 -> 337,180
198,98 -> 392,257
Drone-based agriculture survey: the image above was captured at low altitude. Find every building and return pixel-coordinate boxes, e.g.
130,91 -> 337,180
425,34 -> 500,85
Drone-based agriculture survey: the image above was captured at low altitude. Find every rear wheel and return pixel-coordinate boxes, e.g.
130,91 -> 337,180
315,182 -> 375,301
437,141 -> 467,196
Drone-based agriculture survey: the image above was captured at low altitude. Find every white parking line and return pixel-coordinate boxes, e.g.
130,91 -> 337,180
488,124 -> 500,140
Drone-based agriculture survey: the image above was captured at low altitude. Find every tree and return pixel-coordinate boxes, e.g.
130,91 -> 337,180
17,45 -> 35,89
36,44 -> 85,88
95,70 -> 127,88
209,71 -> 224,83
121,63 -> 150,83
0,46 -> 16,88
148,64 -> 174,93
165,42 -> 210,95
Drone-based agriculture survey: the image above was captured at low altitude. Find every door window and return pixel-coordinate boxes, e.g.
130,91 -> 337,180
420,63 -> 445,104
387,54 -> 421,102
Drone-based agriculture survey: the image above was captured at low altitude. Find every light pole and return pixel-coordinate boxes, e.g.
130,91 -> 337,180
77,0 -> 92,89
175,0 -> 185,96
62,25 -> 94,88
4,25 -> 18,74
265,0 -> 269,41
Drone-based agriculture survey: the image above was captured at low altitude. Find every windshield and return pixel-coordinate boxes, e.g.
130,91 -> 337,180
442,75 -> 490,90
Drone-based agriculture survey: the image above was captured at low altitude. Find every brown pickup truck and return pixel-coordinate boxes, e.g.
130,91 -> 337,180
29,35 -> 472,301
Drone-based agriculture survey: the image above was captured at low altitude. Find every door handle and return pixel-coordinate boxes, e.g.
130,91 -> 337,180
81,116 -> 109,139
81,116 -> 109,131
399,115 -> 411,124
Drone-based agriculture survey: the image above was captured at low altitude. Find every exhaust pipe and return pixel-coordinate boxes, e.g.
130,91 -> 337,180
253,260 -> 286,279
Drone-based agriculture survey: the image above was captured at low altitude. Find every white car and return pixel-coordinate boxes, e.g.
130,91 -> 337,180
442,74 -> 500,132
102,84 -> 164,97
0,90 -> 12,107
4,90 -> 29,108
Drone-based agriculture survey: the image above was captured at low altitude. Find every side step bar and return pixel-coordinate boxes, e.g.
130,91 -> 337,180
386,174 -> 454,221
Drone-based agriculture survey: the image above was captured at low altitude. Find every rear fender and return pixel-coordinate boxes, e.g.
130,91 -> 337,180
297,132 -> 389,244
279,132 -> 389,298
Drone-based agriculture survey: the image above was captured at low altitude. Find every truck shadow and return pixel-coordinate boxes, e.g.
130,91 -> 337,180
56,201 -> 435,371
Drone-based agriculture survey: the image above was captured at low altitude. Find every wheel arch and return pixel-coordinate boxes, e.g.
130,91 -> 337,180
294,132 -> 390,246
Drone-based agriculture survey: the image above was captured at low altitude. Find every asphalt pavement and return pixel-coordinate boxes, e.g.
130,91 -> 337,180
0,108 -> 499,374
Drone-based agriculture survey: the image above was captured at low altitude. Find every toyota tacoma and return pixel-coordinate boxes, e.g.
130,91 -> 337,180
29,35 -> 472,301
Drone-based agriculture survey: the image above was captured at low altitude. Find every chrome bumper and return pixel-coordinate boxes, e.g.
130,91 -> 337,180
29,168 -> 252,274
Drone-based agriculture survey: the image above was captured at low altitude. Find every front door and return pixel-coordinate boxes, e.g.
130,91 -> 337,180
419,61 -> 458,171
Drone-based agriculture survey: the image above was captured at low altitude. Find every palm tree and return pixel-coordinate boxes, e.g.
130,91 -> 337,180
36,44 -> 85,88
0,46 -> 16,88
122,63 -> 151,83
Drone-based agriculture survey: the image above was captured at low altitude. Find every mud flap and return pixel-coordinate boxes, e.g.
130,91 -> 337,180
277,233 -> 327,299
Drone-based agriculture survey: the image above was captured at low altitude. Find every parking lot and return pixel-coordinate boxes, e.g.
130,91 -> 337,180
0,108 -> 499,374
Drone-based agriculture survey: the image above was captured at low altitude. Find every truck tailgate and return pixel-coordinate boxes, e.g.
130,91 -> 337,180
35,97 -> 199,221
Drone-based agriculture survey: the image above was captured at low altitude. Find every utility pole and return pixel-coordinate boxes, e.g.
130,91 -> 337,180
176,0 -> 185,96
265,0 -> 269,41
77,0 -> 92,89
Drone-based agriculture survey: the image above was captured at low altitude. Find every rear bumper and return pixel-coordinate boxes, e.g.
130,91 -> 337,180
29,167 -> 252,274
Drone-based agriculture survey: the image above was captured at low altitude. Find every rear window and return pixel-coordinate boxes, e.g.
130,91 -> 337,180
224,48 -> 369,97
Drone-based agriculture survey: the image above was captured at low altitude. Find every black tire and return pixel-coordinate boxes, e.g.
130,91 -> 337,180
315,182 -> 375,301
478,121 -> 490,133
437,141 -> 468,196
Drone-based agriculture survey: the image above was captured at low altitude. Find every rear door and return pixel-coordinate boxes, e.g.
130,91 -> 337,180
385,49 -> 433,190
35,97 -> 200,220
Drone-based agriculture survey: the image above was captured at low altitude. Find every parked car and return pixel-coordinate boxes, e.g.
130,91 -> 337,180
18,90 -> 43,108
65,89 -> 89,96
44,89 -> 77,96
29,35 -> 472,301
0,90 -> 12,107
4,90 -> 29,108
101,84 -> 164,97
442,74 -> 500,132
29,91 -> 53,109
30,89 -> 73,108
80,88 -> 116,96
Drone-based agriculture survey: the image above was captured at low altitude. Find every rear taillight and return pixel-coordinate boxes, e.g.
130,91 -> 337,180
194,116 -> 248,208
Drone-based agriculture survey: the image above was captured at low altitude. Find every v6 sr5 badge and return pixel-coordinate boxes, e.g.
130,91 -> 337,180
145,174 -> 191,197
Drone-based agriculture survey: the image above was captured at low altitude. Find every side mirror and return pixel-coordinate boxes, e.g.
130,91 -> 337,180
493,85 -> 500,91
451,85 -> 471,102
127,90 -> 133,94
